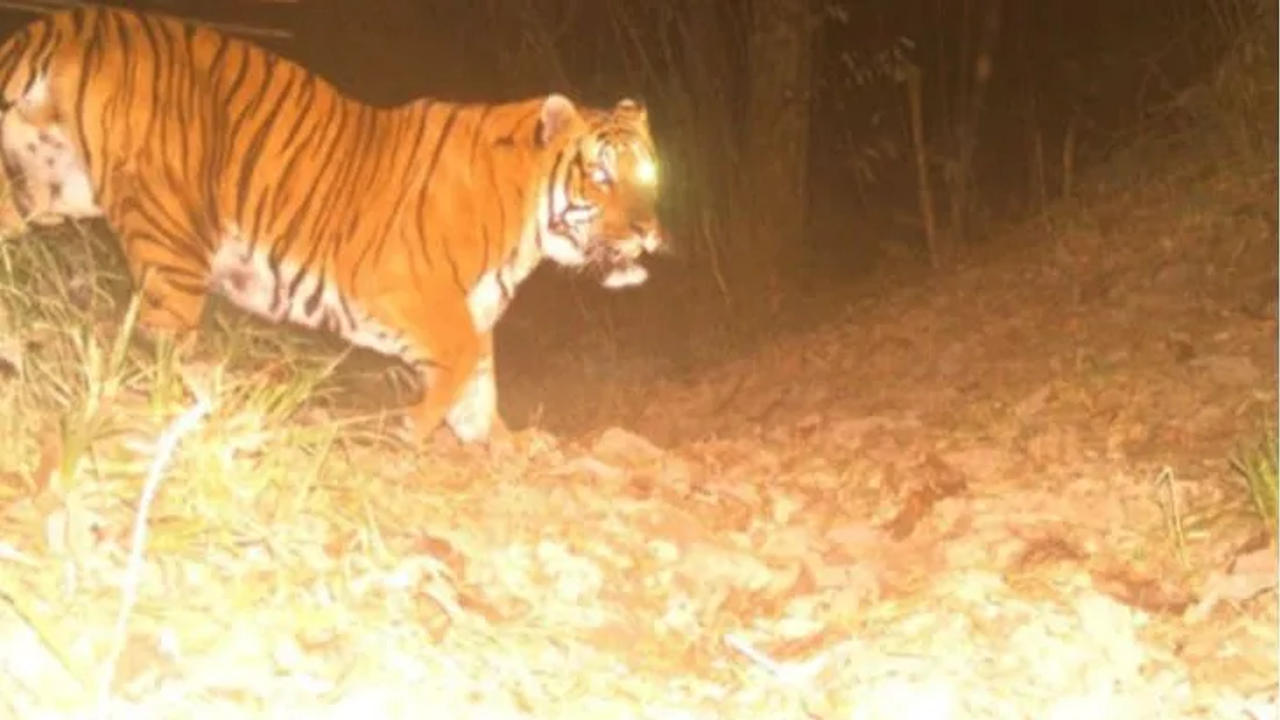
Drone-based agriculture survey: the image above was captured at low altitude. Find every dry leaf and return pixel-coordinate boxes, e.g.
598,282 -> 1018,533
592,426 -> 666,465
1186,545 -> 1278,622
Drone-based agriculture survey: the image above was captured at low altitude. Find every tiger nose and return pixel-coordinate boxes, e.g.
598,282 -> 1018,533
629,220 -> 663,253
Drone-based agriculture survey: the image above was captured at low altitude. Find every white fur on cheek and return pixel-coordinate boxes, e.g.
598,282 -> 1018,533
542,233 -> 586,266
561,206 -> 597,226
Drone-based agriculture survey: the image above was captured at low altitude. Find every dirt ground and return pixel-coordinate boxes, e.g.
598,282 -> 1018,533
508,144 -> 1279,717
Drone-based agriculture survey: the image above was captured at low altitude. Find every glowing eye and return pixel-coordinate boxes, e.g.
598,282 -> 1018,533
634,158 -> 658,186
589,166 -> 611,185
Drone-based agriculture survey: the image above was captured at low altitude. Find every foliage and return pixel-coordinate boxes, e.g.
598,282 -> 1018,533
1231,427 -> 1278,531
1202,0 -> 1278,158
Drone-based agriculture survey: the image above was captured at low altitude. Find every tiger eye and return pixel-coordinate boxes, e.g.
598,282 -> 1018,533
633,158 -> 658,186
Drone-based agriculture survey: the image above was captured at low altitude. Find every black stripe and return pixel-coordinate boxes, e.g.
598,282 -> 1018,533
358,101 -> 433,280
122,15 -> 165,194
442,234 -> 466,293
220,44 -> 252,111
545,149 -> 569,228
305,101 -> 377,267
207,28 -> 229,70
71,11 -> 105,189
302,274 -> 327,317
271,93 -> 355,274
28,17 -> 62,96
497,271 -> 513,302
495,106 -> 538,148
252,77 -> 313,235
483,154 -> 505,268
409,104 -> 461,271
233,56 -> 289,224
468,105 -> 493,166
123,183 -> 195,251
112,14 -> 136,150
335,292 -> 358,333
0,26 -> 35,101
173,24 -> 199,175
270,90 -> 368,316
259,73 -> 319,232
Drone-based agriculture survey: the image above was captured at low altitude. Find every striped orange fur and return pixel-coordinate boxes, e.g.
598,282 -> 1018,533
0,6 -> 663,443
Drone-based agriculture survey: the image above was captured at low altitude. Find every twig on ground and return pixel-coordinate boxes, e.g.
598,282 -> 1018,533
95,394 -> 211,717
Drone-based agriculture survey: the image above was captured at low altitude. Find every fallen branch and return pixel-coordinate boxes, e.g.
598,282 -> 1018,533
96,394 -> 212,718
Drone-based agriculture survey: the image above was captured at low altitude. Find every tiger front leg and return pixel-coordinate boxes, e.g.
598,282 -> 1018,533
444,331 -> 510,444
399,301 -> 488,446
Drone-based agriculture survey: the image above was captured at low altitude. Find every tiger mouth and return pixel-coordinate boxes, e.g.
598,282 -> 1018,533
586,239 -> 653,288
589,243 -> 641,264
599,260 -> 649,288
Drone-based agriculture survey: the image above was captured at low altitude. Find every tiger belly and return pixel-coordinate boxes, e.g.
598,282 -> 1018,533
209,240 -> 503,443
208,238 -> 409,361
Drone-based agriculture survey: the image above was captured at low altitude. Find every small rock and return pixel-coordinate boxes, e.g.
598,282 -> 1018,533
592,426 -> 665,465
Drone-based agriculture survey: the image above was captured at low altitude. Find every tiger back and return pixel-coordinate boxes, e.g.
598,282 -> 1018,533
0,6 -> 664,444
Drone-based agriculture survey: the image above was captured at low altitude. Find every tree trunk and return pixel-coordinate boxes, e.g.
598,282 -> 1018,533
741,0 -> 812,294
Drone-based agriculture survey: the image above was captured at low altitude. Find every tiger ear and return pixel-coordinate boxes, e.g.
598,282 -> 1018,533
615,98 -> 648,125
537,93 -> 581,147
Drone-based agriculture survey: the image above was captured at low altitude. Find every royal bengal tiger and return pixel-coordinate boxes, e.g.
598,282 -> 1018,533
0,6 -> 663,445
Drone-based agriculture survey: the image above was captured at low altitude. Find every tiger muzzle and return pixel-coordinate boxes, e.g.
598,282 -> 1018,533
588,226 -> 662,289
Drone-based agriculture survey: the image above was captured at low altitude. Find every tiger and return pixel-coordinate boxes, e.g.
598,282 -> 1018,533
0,6 -> 664,446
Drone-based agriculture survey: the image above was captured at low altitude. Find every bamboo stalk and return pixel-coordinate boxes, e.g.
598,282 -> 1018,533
1061,111 -> 1078,201
1032,126 -> 1046,213
906,63 -> 940,268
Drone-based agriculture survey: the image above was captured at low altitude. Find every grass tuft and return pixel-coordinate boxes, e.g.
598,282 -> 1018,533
1230,426 -> 1278,531
0,214 -> 483,717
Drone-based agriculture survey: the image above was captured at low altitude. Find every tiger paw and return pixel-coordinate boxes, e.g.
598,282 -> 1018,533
440,423 -> 527,462
412,423 -> 493,462
492,426 -> 563,461
484,421 -> 520,459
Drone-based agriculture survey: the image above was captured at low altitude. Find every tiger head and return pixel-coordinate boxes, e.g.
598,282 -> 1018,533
538,94 -> 665,289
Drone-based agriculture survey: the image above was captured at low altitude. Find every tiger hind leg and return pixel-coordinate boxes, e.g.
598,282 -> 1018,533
132,260 -> 211,338
98,176 -> 213,341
